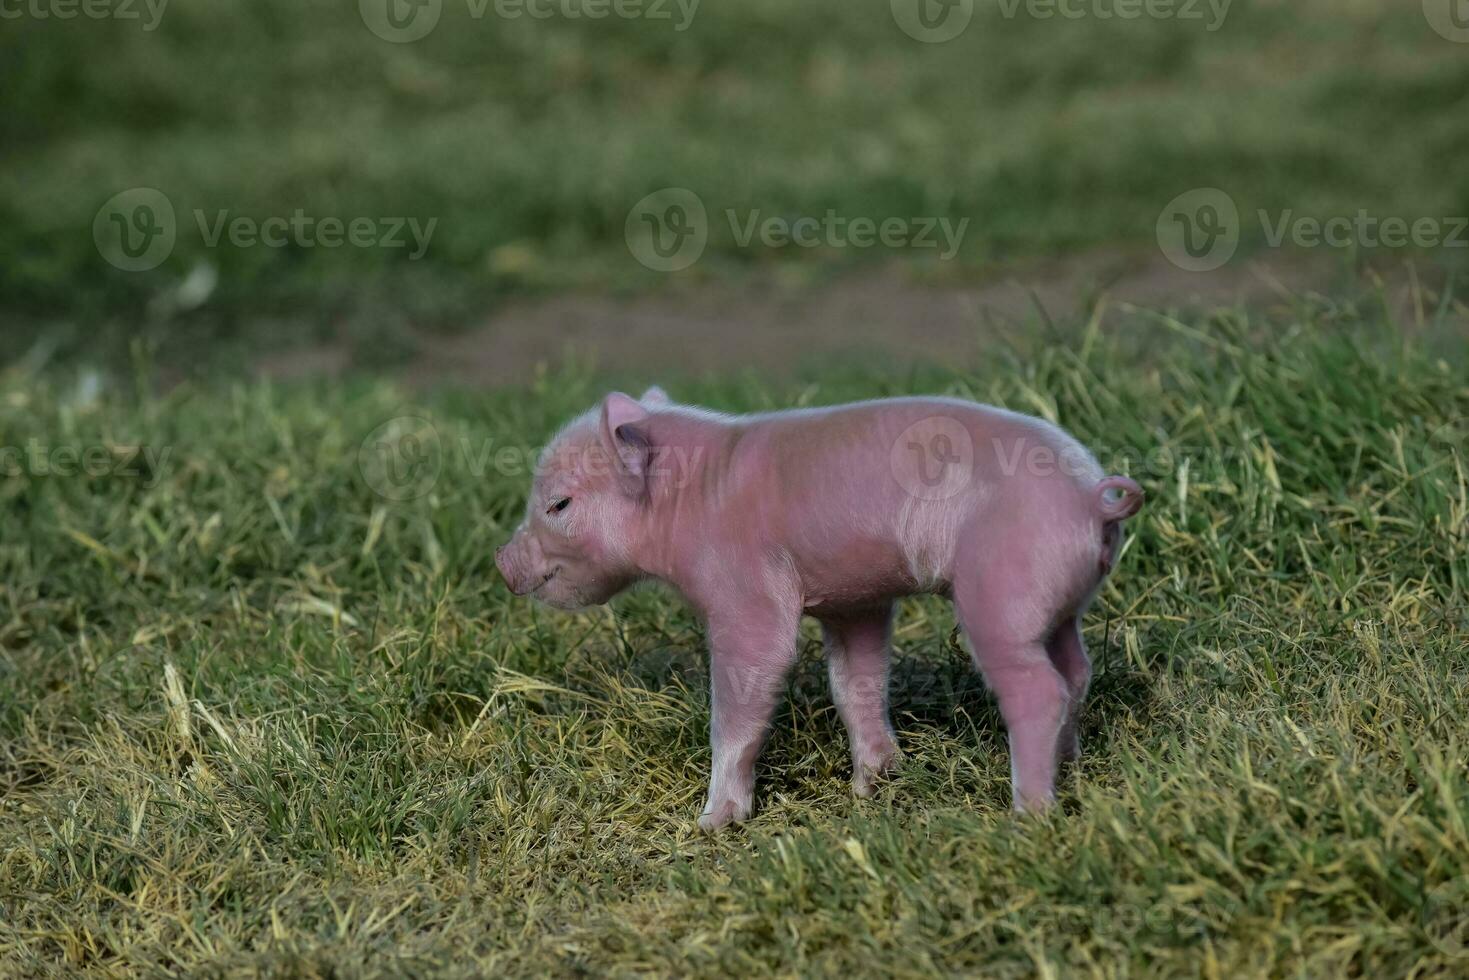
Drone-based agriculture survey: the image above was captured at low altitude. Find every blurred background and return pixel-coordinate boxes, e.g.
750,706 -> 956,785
3,0 -> 1468,382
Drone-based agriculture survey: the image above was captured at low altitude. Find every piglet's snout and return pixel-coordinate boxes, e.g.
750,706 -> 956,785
495,544 -> 531,596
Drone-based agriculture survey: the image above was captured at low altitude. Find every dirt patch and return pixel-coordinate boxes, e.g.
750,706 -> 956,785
258,249 -> 1464,386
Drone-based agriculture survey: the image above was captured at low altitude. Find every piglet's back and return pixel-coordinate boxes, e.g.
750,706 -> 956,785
734,397 -> 1102,513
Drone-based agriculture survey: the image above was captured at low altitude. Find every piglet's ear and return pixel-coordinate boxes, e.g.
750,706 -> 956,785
640,385 -> 671,406
600,392 -> 651,496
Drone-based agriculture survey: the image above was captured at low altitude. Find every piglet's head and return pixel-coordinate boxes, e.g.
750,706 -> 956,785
495,387 -> 668,610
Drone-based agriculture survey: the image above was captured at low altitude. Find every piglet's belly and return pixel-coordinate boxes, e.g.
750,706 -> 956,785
794,537 -> 934,610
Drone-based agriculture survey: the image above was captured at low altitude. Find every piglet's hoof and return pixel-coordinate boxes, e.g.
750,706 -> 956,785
852,745 -> 903,798
1011,791 -> 1057,815
698,798 -> 752,833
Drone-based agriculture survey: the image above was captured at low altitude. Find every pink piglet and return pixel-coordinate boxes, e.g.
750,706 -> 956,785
496,387 -> 1143,831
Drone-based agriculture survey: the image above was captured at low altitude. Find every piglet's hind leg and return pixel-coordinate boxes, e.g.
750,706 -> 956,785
822,606 -> 901,798
1045,616 -> 1090,763
953,584 -> 1068,813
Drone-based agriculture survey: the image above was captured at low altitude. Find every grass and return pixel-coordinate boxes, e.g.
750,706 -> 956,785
0,305 -> 1465,975
5,0 -> 1469,368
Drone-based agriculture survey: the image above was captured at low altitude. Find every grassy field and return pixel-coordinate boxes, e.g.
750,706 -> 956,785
4,3 -> 1469,972
0,307 -> 1465,976
4,0 -> 1469,369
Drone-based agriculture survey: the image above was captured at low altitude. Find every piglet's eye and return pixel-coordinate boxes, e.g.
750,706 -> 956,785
548,497 -> 572,515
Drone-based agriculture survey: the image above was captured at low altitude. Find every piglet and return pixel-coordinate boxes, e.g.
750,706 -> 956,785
495,387 -> 1142,830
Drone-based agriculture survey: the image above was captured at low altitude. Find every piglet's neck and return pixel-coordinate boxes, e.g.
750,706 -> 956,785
626,408 -> 736,586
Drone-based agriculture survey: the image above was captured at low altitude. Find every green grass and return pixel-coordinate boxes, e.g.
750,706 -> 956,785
0,306 -> 1465,975
4,0 -> 1469,367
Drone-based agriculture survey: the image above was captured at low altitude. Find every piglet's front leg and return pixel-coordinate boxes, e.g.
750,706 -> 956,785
698,600 -> 801,832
